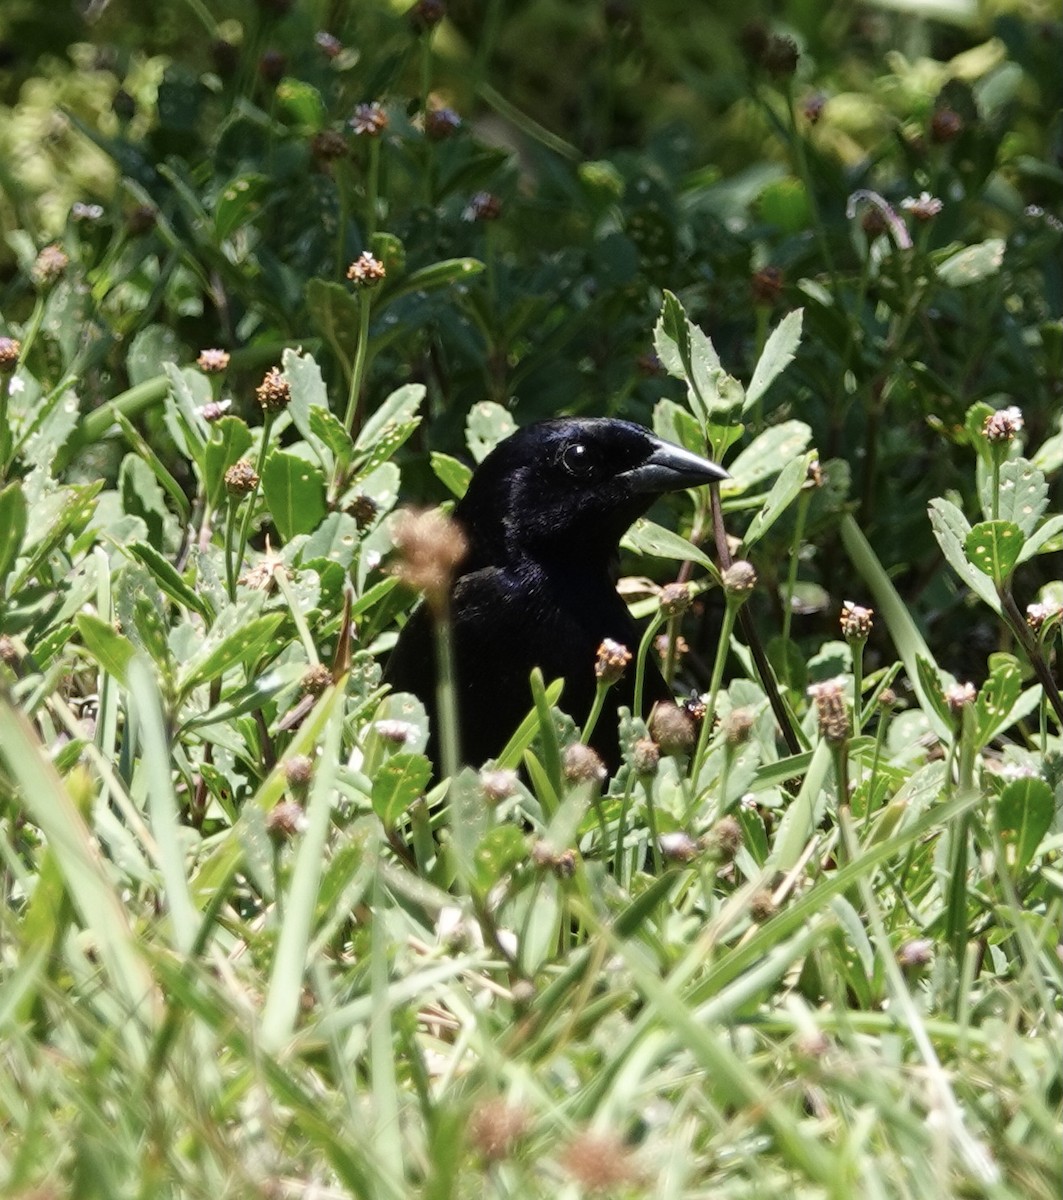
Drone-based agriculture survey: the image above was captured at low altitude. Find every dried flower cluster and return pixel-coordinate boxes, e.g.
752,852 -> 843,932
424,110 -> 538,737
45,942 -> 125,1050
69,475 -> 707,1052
347,251 -> 387,288
255,366 -> 291,412
0,336 -> 21,373
196,347 -> 230,373
983,406 -> 1023,443
391,507 -> 468,615
224,459 -> 260,496
594,638 -> 632,684
839,600 -> 873,643
807,678 -> 850,744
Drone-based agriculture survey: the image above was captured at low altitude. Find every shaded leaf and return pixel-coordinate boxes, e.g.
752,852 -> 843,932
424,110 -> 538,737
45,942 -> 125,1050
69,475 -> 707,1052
996,776 -> 1054,872
936,238 -> 1005,287
381,257 -> 485,308
371,753 -> 432,830
431,451 -> 473,498
204,416 -> 252,510
973,654 -> 1022,751
928,498 -> 1000,612
261,451 -> 328,541
126,541 -> 211,619
76,614 -> 138,687
0,482 -> 27,588
178,613 -> 285,695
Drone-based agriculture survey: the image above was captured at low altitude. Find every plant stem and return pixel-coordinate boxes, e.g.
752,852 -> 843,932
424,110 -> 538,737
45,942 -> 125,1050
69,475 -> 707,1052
780,488 -> 811,652
233,412 -> 275,590
344,295 -> 372,436
432,603 -> 462,780
580,678 -> 611,747
633,611 -> 666,719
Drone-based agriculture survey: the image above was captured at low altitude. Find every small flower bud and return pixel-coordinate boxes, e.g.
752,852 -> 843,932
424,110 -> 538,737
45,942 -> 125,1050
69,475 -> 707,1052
198,399 -> 231,422
224,459 -> 260,496
256,366 -> 291,412
930,106 -> 963,143
654,632 -> 688,662
648,702 -> 696,757
722,560 -> 757,597
373,719 -> 418,745
425,106 -> 462,140
751,266 -> 784,306
300,664 -> 333,696
196,347 -> 230,374
861,206 -> 888,237
563,742 -> 607,785
722,707 -> 755,746
350,101 -> 388,137
267,800 -> 307,841
1026,601 -> 1062,634
896,938 -> 933,969
944,681 -> 976,713
839,601 -> 873,643
480,768 -> 518,803
705,814 -> 743,861
900,191 -> 943,221
391,507 -> 468,615
126,204 -> 157,235
749,888 -> 777,922
559,1131 -> 642,1194
212,40 -> 240,76
347,250 -> 387,288
878,687 -> 897,710
531,841 -> 577,876
631,737 -> 660,776
659,831 -> 699,863
0,336 -> 21,373
804,459 -> 824,489
463,191 -> 502,221
794,1030 -> 831,1060
283,755 -> 314,790
982,406 -> 1023,443
763,34 -> 799,77
807,678 -> 850,744
32,244 -> 69,286
594,638 -> 631,684
659,581 -> 692,616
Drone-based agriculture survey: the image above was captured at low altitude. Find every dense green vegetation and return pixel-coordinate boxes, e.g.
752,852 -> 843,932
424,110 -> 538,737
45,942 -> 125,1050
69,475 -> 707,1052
0,1 -> 1060,1196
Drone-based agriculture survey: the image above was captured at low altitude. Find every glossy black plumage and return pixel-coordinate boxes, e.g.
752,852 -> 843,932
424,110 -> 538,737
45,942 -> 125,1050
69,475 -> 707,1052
385,418 -> 728,772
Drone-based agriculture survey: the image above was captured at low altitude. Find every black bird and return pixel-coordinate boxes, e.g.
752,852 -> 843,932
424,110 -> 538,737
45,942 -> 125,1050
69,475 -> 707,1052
385,418 -> 729,772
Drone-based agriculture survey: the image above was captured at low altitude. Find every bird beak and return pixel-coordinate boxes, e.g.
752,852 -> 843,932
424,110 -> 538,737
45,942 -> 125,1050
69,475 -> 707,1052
623,437 -> 730,494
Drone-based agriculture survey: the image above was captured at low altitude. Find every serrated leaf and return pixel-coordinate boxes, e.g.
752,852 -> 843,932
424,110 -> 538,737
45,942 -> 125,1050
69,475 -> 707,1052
261,451 -> 328,541
622,519 -> 718,575
0,482 -> 27,588
1018,514 -> 1063,563
928,499 -> 1000,612
964,520 -> 1023,587
309,408 -> 355,471
743,451 -> 815,548
431,451 -> 473,498
204,416 -> 253,510
353,384 -> 424,476
471,825 -> 528,894
178,613 -> 285,695
936,238 -> 1005,287
466,401 -> 517,463
996,777 -> 1053,872
124,541 -> 211,619
980,458 -> 1048,534
972,655 -> 1022,751
370,753 -> 432,829
725,420 -> 811,494
653,290 -> 735,422
132,594 -> 175,679
76,613 -> 138,687
745,308 -> 803,410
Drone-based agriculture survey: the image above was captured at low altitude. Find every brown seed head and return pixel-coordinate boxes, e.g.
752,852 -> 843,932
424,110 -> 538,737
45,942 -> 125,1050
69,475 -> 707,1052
649,702 -> 696,757
0,336 -> 21,373
256,366 -> 291,412
807,678 -> 850,744
659,831 -> 699,863
466,1100 -> 529,1163
896,938 -> 934,969
558,1130 -> 643,1194
763,34 -> 799,77
750,888 -> 777,922
0,635 -> 18,665
878,687 -> 897,710
300,663 -> 333,696
347,250 -> 387,288
594,638 -> 632,684
283,754 -> 315,789
373,719 -> 418,745
751,265 -> 784,306
659,581 -> 692,616
930,106 -> 963,143
840,600 -> 873,643
126,204 -> 157,235
311,129 -> 349,161
224,459 -> 260,496
722,707 -> 755,747
480,768 -> 518,804
347,492 -> 380,528
33,244 -> 69,286
706,814 -> 743,861
983,405 -> 1023,443
266,800 -> 306,841
563,742 -> 607,785
723,559 -> 757,597
199,400 -> 230,422
391,507 -> 468,614
425,106 -> 462,140
196,347 -> 230,374
258,50 -> 287,84
350,101 -> 388,136
631,737 -> 660,777
654,632 -> 688,662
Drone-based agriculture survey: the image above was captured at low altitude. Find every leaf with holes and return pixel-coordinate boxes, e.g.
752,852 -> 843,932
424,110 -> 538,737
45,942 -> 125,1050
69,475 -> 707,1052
915,655 -> 952,733
178,613 -> 285,696
133,594 -> 175,687
352,384 -> 424,479
431,451 -> 473,498
282,348 -> 333,469
1018,514 -> 1063,564
980,458 -> 1047,534
309,408 -> 355,472
928,499 -> 1000,612
466,401 -> 517,464
471,825 -> 529,895
261,451 -> 327,541
996,776 -> 1053,872
204,416 -> 252,510
972,654 -> 1022,751
370,753 -> 432,830
964,520 -> 1023,587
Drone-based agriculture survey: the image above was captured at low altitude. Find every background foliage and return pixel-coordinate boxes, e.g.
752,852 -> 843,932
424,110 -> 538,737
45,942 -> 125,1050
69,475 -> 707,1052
0,1 -> 1060,1197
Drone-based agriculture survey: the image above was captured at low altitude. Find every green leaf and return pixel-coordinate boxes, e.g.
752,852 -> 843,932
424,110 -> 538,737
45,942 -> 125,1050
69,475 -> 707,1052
972,654 -> 1023,751
745,308 -> 803,410
214,173 -> 270,241
204,416 -> 253,510
915,655 -> 952,734
75,613 -> 138,687
980,458 -> 1048,534
282,348 -> 333,469
757,176 -> 812,233
132,593 -> 175,680
274,78 -> 325,129
261,451 -> 328,541
178,613 -> 285,696
305,279 -> 362,367
471,826 -> 529,894
653,290 -> 735,422
309,408 -> 355,471
1018,514 -> 1063,563
0,482 -> 27,588
126,541 -> 211,619
380,257 -> 485,308
996,777 -> 1054,872
742,451 -> 815,548
354,384 -> 425,477
370,753 -> 432,830
14,482 -> 104,591
466,401 -> 517,464
928,499 -> 1000,612
431,451 -> 473,498
725,421 -> 812,494
964,520 -> 1023,587
622,519 -> 718,575
163,362 -> 210,466
936,238 -> 1005,287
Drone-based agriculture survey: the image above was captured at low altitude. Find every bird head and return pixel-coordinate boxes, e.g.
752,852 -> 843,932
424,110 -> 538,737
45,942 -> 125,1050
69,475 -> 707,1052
455,418 -> 729,569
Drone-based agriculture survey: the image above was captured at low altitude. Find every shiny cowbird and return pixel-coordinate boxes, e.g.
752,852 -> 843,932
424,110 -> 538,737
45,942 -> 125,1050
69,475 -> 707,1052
385,418 -> 729,772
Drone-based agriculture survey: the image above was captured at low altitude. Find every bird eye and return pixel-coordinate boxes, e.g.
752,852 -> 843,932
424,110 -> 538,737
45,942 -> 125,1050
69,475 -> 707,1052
560,442 -> 595,476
